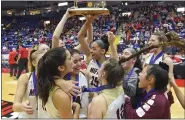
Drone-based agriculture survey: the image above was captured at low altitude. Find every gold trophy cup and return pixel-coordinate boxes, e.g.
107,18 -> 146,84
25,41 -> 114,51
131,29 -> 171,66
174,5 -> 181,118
68,1 -> 110,15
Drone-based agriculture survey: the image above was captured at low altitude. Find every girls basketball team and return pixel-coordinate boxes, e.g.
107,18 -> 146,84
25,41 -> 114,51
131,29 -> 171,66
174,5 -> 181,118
13,8 -> 185,119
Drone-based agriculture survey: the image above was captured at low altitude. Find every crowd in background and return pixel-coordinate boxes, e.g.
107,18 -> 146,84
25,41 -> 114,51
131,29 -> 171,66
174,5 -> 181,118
1,2 -> 185,69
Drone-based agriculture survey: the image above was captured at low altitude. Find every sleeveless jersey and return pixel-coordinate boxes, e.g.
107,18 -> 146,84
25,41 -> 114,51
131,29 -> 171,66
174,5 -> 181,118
87,59 -> 100,88
78,72 -> 89,118
44,87 -> 73,118
101,86 -> 125,119
18,73 -> 37,118
145,53 -> 164,65
45,87 -> 61,118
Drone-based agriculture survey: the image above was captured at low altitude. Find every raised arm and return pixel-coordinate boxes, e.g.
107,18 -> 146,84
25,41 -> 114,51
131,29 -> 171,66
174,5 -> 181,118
77,16 -> 96,64
164,57 -> 174,80
52,9 -> 73,48
74,21 -> 93,52
77,19 -> 91,56
107,32 -> 119,61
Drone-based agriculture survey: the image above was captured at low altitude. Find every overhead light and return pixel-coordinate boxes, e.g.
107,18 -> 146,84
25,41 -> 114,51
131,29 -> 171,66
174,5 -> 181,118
79,17 -> 86,21
122,12 -> 131,16
45,21 -> 50,24
177,7 -> 185,12
125,2 -> 128,6
7,12 -> 12,15
2,24 -> 4,26
3,28 -> 5,30
7,10 -> 12,15
122,3 -> 123,5
58,2 -> 68,6
48,10 -> 51,12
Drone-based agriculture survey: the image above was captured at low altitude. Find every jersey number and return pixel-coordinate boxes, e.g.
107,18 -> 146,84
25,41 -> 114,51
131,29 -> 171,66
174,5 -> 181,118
116,104 -> 124,119
90,76 -> 99,87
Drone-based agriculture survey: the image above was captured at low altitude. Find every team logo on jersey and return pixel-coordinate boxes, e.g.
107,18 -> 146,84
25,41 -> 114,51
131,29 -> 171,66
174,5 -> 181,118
29,89 -> 35,96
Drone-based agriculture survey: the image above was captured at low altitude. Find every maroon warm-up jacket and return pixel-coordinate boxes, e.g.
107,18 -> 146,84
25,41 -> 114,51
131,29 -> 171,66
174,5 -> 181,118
124,90 -> 171,119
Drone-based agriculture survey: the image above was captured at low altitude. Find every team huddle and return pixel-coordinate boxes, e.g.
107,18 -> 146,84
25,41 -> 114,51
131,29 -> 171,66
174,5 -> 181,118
12,8 -> 185,119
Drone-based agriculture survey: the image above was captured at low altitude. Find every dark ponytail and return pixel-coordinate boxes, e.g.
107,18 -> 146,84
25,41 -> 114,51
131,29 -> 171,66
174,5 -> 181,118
37,47 -> 67,106
37,57 -> 54,106
95,34 -> 110,53
101,34 -> 110,53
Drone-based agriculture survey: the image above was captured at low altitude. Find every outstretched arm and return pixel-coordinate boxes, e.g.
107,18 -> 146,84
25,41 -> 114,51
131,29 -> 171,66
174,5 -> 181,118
52,9 -> 73,48
107,32 -> 119,61
77,16 -> 97,64
75,22 -> 93,52
170,78 -> 185,109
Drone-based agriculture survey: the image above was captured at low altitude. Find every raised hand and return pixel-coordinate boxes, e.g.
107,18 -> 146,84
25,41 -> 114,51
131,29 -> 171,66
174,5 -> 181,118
84,15 -> 97,23
107,31 -> 116,45
65,8 -> 76,18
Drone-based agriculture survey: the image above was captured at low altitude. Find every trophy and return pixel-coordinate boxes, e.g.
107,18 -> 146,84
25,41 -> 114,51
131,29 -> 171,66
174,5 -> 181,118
68,0 -> 110,15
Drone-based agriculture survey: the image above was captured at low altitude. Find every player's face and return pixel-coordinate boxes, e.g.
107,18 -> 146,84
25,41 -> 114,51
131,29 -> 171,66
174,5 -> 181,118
90,42 -> 104,60
138,66 -> 150,89
148,35 -> 160,52
38,44 -> 50,53
121,49 -> 134,70
71,53 -> 81,74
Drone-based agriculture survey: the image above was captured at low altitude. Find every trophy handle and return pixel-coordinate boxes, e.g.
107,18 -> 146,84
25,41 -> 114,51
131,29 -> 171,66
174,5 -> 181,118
74,0 -> 78,8
102,1 -> 105,8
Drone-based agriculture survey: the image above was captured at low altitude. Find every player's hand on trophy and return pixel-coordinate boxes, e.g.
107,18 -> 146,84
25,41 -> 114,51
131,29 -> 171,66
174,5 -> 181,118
85,15 -> 97,22
65,8 -> 75,18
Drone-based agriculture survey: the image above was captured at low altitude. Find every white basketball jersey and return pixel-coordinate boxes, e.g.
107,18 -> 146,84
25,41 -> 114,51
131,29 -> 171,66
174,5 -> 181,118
145,53 -> 163,65
78,72 -> 89,118
87,59 -> 100,88
104,93 -> 125,119
18,73 -> 37,118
